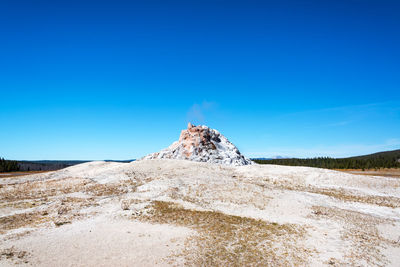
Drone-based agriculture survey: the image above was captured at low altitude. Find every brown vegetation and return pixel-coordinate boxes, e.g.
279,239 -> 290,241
337,168 -> 400,178
133,201 -> 311,266
257,181 -> 400,208
311,206 -> 400,266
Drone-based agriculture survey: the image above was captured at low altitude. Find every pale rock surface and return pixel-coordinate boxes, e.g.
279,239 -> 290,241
142,123 -> 253,166
1,159 -> 400,266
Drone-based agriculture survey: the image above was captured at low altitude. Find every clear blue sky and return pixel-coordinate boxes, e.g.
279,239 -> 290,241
0,0 -> 399,160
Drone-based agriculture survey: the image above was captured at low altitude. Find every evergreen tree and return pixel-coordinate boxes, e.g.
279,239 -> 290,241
0,157 -> 20,172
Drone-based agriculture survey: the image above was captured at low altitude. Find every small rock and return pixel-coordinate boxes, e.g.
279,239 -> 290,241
121,200 -> 130,210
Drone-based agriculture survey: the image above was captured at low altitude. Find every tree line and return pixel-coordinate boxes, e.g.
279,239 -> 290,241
254,149 -> 400,170
0,158 -> 132,173
17,161 -> 84,171
0,157 -> 20,172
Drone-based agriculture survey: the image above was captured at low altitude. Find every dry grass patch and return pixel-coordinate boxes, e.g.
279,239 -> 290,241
308,187 -> 400,208
134,201 -> 310,266
0,197 -> 99,235
337,168 -> 400,178
311,206 -> 399,266
0,171 -> 51,179
168,183 -> 272,211
0,212 -> 51,233
0,178 -> 139,202
0,178 -> 139,236
0,246 -> 30,264
257,181 -> 400,208
84,179 -> 138,197
0,178 -> 90,202
0,200 -> 44,210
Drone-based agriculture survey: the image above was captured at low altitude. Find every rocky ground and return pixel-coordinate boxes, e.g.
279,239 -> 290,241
142,123 -> 253,166
1,159 -> 400,266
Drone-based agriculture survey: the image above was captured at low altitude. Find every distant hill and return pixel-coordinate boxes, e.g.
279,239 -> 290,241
350,149 -> 400,161
253,149 -> 400,169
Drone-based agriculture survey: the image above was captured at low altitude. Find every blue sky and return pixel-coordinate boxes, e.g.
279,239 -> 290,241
0,0 -> 399,160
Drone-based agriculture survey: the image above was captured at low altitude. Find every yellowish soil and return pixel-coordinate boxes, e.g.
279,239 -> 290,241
336,168 -> 400,178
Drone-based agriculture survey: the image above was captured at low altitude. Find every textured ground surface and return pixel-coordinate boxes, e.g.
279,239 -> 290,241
1,159 -> 400,266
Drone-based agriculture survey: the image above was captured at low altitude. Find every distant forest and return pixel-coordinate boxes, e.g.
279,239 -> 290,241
0,158 -> 19,172
17,160 -> 90,171
254,149 -> 400,169
1,149 -> 399,172
0,158 -> 79,172
0,158 -> 134,172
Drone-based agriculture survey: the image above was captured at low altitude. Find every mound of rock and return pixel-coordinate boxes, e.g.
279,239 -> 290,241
141,123 -> 253,166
